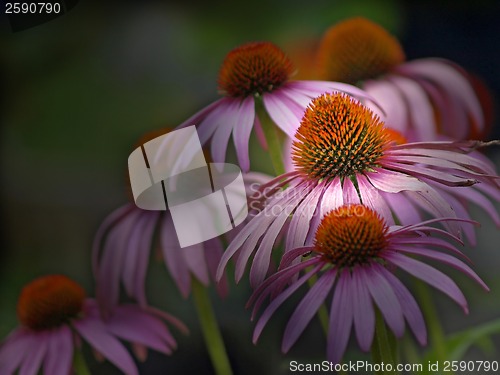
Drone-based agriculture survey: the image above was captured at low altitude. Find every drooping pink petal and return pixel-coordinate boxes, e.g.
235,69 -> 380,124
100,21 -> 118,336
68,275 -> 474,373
92,204 -> 136,277
363,264 -> 405,338
0,329 -> 30,373
161,215 -> 191,298
396,247 -> 488,290
383,192 -> 422,225
390,236 -> 468,260
388,75 -> 437,141
203,237 -> 229,298
377,267 -> 427,345
183,242 -> 210,286
210,99 -> 240,164
97,209 -> 142,315
282,269 -> 336,352
18,332 -> 47,375
363,79 -> 408,135
232,96 -> 256,172
43,326 -> 73,375
395,59 -> 483,133
349,267 -> 375,351
248,258 -> 319,317
250,199 -> 298,287
285,182 -> 325,252
327,269 -> 353,364
383,160 -> 478,187
252,263 -> 321,344
74,316 -> 139,375
385,252 -> 469,313
132,212 -> 158,307
105,305 -> 177,355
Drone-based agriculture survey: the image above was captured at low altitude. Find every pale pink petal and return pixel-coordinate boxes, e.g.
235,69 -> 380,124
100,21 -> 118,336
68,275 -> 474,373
363,79 -> 408,134
388,75 -> 437,140
263,91 -> 302,136
396,59 -> 483,133
203,238 -> 229,298
253,116 -> 268,150
357,175 -> 394,224
342,177 -> 360,204
319,177 -> 343,218
366,169 -> 427,193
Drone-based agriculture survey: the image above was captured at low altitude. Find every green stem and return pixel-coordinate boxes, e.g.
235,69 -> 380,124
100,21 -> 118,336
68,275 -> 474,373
192,278 -> 233,375
371,309 -> 398,375
73,349 -> 91,375
255,96 -> 285,175
414,280 -> 450,370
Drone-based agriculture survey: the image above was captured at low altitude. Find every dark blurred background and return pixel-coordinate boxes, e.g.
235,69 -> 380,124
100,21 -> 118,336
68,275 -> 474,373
1,1 -> 500,374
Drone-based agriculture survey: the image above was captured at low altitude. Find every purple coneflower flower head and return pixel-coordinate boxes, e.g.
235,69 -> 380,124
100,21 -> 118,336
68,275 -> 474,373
175,41 -> 374,172
217,92 -> 499,287
93,204 -> 229,316
0,275 -> 186,375
248,205 -> 488,364
314,17 -> 488,141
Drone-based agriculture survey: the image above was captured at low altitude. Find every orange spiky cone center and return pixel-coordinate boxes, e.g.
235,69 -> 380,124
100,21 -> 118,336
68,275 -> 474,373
314,205 -> 388,267
292,92 -> 392,180
218,41 -> 295,98
17,275 -> 86,331
316,17 -> 405,84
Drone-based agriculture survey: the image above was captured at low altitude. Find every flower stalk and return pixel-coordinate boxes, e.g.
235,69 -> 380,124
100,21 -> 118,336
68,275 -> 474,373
192,278 -> 233,375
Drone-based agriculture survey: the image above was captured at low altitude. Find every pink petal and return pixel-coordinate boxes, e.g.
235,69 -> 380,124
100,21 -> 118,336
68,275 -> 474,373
18,332 -> 47,375
282,269 -> 336,352
366,169 -> 427,193
263,91 -> 303,136
350,267 -> 375,351
386,252 -> 469,313
161,215 -> 191,298
232,96 -> 256,172
43,326 -> 73,375
363,79 -> 408,134
357,175 -> 394,225
363,264 -> 405,338
252,263 -> 320,344
327,270 -> 353,364
74,316 -> 139,375
377,267 -> 427,345
388,75 -> 437,141
210,99 -> 240,164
